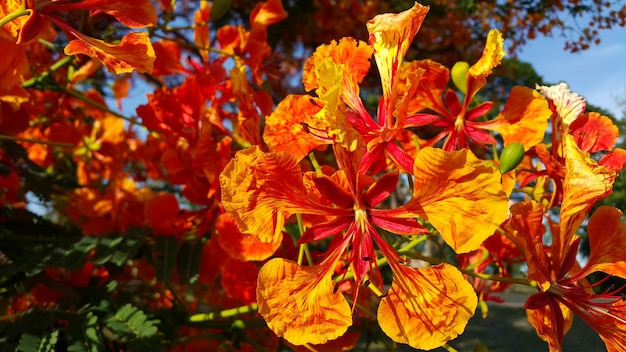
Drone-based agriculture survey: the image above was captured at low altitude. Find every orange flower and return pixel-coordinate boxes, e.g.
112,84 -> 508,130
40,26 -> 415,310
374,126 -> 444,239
220,141 -> 507,348
507,137 -> 625,351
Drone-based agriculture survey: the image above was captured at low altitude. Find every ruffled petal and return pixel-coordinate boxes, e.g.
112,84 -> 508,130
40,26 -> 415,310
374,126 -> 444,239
216,213 -> 282,262
263,95 -> 325,160
466,30 -> 505,99
219,146 -> 332,243
378,263 -> 477,350
537,83 -> 586,147
257,258 -> 352,345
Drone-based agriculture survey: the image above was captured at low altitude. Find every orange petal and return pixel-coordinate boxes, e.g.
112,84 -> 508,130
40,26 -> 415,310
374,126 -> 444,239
219,146 -> 331,243
558,135 -> 615,259
64,31 -> 155,74
507,201 -> 552,289
257,258 -> 352,345
399,59 -> 450,115
581,206 -> 626,279
263,94 -> 325,160
486,86 -> 551,150
216,213 -> 282,262
570,112 -> 619,153
390,147 -> 508,253
576,299 -> 626,352
302,37 -> 373,92
378,263 -> 477,350
600,148 -> 626,173
366,2 -> 429,115
250,0 -> 288,27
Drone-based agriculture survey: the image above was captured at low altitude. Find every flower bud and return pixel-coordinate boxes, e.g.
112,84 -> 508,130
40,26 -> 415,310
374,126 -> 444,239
451,61 -> 469,95
499,142 -> 525,174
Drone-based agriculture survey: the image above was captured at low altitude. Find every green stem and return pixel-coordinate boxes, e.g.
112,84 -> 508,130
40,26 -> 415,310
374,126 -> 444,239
0,134 -> 73,148
188,303 -> 258,322
308,153 -> 322,174
0,6 -> 29,30
22,56 -> 74,89
296,213 -> 314,266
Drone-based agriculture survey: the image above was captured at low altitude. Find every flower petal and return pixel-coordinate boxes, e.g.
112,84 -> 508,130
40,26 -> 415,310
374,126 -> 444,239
64,31 -> 155,74
485,86 -> 552,150
263,95 -> 325,160
524,292 -> 573,352
367,2 -> 429,119
219,146 -> 332,243
257,258 -> 352,345
378,263 -> 477,350
216,213 -> 282,262
537,83 -> 586,146
389,147 -> 508,253
558,135 -> 615,262
570,112 -> 619,153
581,206 -> 626,279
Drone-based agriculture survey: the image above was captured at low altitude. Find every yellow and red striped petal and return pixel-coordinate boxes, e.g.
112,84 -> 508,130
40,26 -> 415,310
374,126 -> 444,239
366,2 -> 429,116
524,292 -> 573,352
257,258 -> 352,345
465,30 -> 505,99
378,263 -> 477,350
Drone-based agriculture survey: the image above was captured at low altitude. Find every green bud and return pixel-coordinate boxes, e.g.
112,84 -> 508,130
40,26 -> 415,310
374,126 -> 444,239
499,142 -> 525,174
451,61 -> 469,95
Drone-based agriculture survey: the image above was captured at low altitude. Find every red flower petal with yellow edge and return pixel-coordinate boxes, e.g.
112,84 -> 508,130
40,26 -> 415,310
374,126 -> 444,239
256,257 -> 352,346
377,263 -> 477,350
64,31 -> 155,74
482,86 -> 551,150
570,112 -> 619,153
577,206 -> 626,279
383,147 -> 508,253
219,146 -> 339,243
216,213 -> 282,262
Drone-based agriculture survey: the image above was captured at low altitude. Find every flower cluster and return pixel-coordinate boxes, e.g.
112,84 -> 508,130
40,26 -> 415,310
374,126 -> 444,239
2,1 -> 626,351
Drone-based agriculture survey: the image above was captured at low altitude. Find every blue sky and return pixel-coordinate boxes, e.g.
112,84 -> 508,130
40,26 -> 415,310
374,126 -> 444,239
516,25 -> 626,118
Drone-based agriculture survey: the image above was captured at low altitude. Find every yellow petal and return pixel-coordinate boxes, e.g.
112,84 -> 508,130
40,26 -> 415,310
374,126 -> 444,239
378,263 -> 477,350
392,147 -> 508,253
257,258 -> 352,345
468,29 -> 506,78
